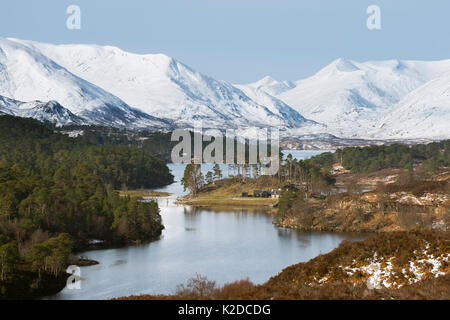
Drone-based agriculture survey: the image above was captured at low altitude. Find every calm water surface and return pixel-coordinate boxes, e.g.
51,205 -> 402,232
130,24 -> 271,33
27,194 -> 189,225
47,150 -> 365,300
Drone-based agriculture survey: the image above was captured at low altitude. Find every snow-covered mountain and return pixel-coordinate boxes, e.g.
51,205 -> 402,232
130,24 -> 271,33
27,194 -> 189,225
242,76 -> 296,96
233,82 -> 317,128
0,37 -> 449,140
19,39 -> 310,129
0,38 -> 170,129
243,58 -> 450,138
377,72 -> 450,139
0,95 -> 84,126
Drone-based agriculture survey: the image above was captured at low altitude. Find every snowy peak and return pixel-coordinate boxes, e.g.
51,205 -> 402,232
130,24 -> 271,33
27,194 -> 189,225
19,100 -> 84,126
236,57 -> 450,139
0,38 -> 170,129
21,39 -> 310,129
271,58 -> 450,138
316,58 -> 361,75
0,95 -> 84,126
243,76 -> 295,96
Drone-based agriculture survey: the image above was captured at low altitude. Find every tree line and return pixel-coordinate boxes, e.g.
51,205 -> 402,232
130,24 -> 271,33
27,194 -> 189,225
181,152 -> 336,196
0,116 -> 174,189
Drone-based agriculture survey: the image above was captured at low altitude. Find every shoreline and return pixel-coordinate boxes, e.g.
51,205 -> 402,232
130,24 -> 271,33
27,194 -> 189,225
115,231 -> 450,300
176,196 -> 278,208
117,189 -> 172,198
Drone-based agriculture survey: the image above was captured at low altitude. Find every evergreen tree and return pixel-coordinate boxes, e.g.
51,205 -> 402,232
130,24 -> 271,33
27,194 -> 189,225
0,240 -> 19,281
181,161 -> 204,196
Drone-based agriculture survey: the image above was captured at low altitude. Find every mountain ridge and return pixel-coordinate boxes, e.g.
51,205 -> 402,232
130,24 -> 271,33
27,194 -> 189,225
0,38 -> 171,129
0,37 -> 449,140
18,38 -> 311,129
243,57 -> 450,138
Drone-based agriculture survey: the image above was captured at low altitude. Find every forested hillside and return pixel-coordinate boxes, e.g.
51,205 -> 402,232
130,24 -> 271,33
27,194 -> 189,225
0,115 -> 173,299
306,141 -> 450,173
0,117 -> 174,189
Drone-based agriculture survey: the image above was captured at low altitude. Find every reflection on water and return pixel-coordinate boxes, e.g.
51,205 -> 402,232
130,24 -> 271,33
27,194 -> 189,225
277,229 -> 312,248
109,260 -> 127,267
46,150 -> 365,300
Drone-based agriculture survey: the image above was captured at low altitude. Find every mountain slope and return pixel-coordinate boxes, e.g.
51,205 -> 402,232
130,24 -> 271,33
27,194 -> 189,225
377,73 -> 450,139
0,38 -> 170,129
234,82 -> 317,127
0,95 -> 84,126
19,39 -> 310,129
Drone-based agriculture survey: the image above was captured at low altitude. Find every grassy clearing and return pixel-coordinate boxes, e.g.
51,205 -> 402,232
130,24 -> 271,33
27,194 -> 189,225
177,196 -> 277,208
178,177 -> 281,207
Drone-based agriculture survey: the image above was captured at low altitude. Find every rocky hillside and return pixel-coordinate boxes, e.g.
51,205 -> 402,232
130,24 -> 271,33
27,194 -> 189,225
243,231 -> 449,299
275,169 -> 449,233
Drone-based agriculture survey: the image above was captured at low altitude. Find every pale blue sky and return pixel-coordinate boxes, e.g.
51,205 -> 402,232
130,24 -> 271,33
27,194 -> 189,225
1,0 -> 449,83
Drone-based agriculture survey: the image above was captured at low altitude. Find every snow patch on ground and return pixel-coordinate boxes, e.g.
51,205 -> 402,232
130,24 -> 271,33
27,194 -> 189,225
389,192 -> 449,206
315,245 -> 449,290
